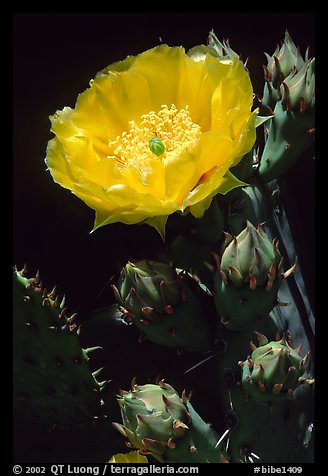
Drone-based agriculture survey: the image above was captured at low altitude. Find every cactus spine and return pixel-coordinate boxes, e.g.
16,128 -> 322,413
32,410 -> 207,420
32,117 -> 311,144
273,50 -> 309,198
13,266 -> 108,429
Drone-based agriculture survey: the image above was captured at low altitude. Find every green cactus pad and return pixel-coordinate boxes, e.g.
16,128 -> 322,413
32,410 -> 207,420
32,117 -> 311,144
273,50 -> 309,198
214,271 -> 281,330
258,105 -> 314,183
113,381 -> 222,463
112,260 -> 212,352
240,332 -> 312,404
13,267 -> 107,429
216,327 -> 314,462
226,385 -> 314,463
213,222 -> 284,330
259,31 -> 315,183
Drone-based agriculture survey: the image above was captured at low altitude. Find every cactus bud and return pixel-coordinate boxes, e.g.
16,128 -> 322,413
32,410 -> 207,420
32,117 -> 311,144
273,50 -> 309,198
259,32 -> 315,182
112,260 -> 211,352
241,332 -> 314,404
213,222 -> 285,330
112,382 -> 221,463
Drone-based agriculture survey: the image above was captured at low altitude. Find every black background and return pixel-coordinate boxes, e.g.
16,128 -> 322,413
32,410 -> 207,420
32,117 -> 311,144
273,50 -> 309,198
13,12 -> 315,462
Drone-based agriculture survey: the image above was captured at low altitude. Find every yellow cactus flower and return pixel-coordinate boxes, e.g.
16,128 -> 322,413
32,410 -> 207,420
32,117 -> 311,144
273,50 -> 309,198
109,451 -> 149,463
45,44 -> 258,237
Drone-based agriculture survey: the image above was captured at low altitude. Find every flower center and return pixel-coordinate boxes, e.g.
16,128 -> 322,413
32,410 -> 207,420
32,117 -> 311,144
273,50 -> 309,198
107,104 -> 201,170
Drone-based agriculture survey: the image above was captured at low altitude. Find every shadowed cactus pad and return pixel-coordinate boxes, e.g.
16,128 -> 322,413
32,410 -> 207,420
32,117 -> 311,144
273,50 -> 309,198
112,380 -> 222,463
13,266 -> 108,429
112,260 -> 211,352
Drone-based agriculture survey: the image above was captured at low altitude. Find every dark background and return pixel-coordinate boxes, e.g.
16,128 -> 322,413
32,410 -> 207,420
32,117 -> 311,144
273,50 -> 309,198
13,12 -> 315,462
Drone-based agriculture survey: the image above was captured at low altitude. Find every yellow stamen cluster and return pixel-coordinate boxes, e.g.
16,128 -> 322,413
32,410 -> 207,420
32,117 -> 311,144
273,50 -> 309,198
107,104 -> 201,170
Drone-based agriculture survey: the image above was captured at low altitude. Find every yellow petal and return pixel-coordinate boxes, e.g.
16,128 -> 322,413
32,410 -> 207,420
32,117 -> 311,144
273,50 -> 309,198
122,158 -> 166,200
188,194 -> 213,218
188,170 -> 246,218
143,215 -> 168,239
93,201 -> 176,231
50,107 -> 79,139
164,132 -> 234,207
93,70 -> 153,132
211,62 -> 253,134
109,452 -> 149,464
97,53 -> 136,76
163,146 -> 197,206
175,133 -> 234,210
176,53 -> 217,130
130,45 -> 185,109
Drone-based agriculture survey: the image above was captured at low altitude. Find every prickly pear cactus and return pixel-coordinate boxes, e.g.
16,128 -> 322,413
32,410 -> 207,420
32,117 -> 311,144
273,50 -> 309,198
13,24 -> 315,465
213,221 -> 295,330
13,266 -> 108,429
240,331 -> 312,405
112,380 -> 222,463
213,327 -> 314,463
258,31 -> 315,182
111,259 -> 212,352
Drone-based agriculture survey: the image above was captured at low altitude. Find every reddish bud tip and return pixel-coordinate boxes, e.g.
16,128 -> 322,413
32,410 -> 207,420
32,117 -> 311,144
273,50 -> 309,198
250,341 -> 257,351
258,381 -> 266,392
139,318 -> 150,326
249,274 -> 257,290
165,304 -> 174,314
